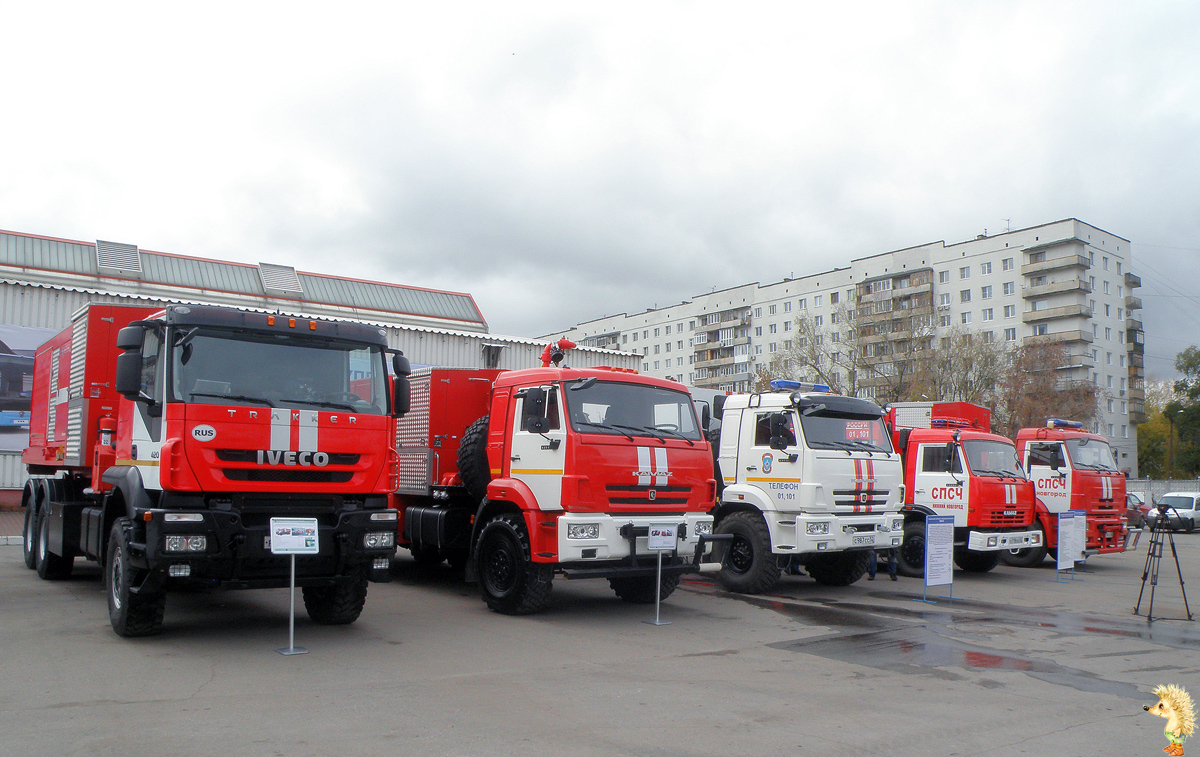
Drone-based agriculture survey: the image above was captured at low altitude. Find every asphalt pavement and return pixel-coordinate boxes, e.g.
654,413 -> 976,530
2,534 -> 1198,756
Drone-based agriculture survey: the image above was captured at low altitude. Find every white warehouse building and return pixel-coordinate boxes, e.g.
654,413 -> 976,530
554,219 -> 1143,473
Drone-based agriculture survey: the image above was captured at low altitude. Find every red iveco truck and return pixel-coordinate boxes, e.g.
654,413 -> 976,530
391,363 -> 719,615
884,401 -> 1041,576
22,303 -> 401,636
1002,418 -> 1129,567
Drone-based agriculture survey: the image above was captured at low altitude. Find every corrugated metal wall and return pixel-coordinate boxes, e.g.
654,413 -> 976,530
0,454 -> 27,491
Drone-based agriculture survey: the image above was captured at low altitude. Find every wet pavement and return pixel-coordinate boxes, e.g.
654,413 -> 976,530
2,533 -> 1198,756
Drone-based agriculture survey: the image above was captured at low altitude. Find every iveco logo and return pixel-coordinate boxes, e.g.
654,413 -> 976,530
648,490 -> 657,501
256,450 -> 330,467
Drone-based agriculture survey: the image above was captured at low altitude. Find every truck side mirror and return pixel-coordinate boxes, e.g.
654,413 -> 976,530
768,413 -> 791,451
700,403 -> 711,433
391,352 -> 411,418
521,387 -> 550,433
114,325 -> 145,398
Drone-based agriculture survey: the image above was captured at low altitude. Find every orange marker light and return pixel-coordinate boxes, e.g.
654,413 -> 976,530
268,316 -> 275,325
288,318 -> 296,328
143,511 -> 153,522
309,321 -> 317,330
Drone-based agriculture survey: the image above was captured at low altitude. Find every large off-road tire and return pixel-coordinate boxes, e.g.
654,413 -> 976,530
107,518 -> 166,637
36,508 -> 74,580
896,520 -> 927,578
476,512 -> 553,615
21,488 -> 37,570
954,548 -> 1000,573
457,415 -> 491,502
805,550 -> 871,586
608,573 -> 681,604
303,577 -> 369,625
714,511 -> 781,594
1000,525 -> 1048,568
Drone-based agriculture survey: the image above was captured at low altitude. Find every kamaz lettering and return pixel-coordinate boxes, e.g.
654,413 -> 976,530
256,450 -> 331,467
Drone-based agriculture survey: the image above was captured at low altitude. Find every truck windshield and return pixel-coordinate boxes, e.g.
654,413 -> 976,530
563,380 -> 702,442
169,328 -> 388,414
963,440 -> 1026,478
1064,437 -> 1118,471
798,412 -> 893,453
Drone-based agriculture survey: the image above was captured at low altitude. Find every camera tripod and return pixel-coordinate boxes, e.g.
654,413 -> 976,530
1134,506 -> 1194,623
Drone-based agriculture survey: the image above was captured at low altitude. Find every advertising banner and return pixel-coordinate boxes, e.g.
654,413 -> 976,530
924,515 -> 955,587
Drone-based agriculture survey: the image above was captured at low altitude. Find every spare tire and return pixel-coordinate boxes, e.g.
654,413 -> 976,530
457,415 -> 491,502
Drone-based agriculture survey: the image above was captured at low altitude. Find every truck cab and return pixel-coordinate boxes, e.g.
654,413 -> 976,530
711,382 -> 905,593
886,402 -> 1041,576
1007,419 -> 1129,566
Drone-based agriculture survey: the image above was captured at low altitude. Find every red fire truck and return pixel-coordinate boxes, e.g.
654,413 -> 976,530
884,401 -> 1041,576
391,361 -> 719,615
21,303 -> 401,636
1002,418 -> 1129,567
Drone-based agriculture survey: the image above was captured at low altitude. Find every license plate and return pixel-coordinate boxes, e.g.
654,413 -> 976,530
852,535 -> 875,545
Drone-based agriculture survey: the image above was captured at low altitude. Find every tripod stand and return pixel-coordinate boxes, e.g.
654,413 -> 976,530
1134,506 -> 1194,623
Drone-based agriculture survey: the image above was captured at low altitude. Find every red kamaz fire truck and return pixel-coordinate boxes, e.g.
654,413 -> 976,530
1002,418 -> 1130,567
21,303 -> 401,636
884,401 -> 1041,576
391,355 -> 719,615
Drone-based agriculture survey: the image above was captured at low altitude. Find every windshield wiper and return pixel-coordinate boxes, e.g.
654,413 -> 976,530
278,398 -> 358,411
574,421 -> 634,441
973,468 -> 1024,480
632,425 -> 695,446
846,440 -> 888,455
611,424 -> 667,444
189,392 -> 274,407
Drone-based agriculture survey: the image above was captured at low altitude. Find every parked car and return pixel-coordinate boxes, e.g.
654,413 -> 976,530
1152,492 -> 1200,532
1126,492 -> 1150,528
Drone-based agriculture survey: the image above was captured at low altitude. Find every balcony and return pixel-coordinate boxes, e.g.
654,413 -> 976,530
1055,352 -> 1095,370
1126,317 -> 1143,331
1023,330 -> 1094,347
1022,304 -> 1092,324
1125,272 -> 1142,289
1128,386 -> 1146,401
1024,279 -> 1092,298
695,355 -> 739,370
1130,352 -> 1144,368
1126,295 -> 1143,310
1021,254 -> 1091,276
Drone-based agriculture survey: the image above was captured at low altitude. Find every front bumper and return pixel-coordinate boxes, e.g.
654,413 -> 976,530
764,512 -> 905,555
555,512 -> 714,563
967,528 -> 1042,551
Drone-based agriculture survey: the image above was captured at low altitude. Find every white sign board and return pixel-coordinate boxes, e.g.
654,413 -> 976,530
924,516 -> 955,587
270,518 -> 320,555
647,524 -> 678,551
1055,511 -> 1086,570
1068,509 -> 1087,563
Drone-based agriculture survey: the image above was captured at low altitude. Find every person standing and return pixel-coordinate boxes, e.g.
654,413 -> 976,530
868,548 -> 897,581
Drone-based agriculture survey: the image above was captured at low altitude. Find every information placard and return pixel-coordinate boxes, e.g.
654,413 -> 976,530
1067,509 -> 1087,563
924,515 -> 955,587
270,518 -> 320,555
1055,511 -> 1077,571
647,524 -> 678,551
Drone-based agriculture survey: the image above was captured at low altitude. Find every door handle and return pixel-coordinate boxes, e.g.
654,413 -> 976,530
510,455 -> 521,461
746,466 -> 758,471
914,489 -> 925,494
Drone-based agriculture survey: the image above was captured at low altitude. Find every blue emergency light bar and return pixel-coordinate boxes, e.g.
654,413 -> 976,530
770,380 -> 831,393
930,417 -> 973,429
1046,418 -> 1084,429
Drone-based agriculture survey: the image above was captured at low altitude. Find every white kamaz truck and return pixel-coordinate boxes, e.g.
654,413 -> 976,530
709,381 -> 905,593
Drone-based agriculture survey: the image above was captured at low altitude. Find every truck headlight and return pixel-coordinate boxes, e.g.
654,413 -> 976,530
164,535 -> 207,552
987,536 -> 998,547
363,532 -> 396,548
695,521 -> 713,536
892,518 -> 904,531
807,522 -> 830,536
567,523 -> 600,539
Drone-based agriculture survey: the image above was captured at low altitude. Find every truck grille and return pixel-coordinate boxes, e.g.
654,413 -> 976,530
605,484 -> 691,506
223,469 -> 354,483
216,449 -> 360,465
832,488 -> 890,508
982,510 -> 1028,527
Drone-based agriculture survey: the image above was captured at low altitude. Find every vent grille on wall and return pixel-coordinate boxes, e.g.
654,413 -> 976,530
95,240 -> 142,273
258,263 -> 304,296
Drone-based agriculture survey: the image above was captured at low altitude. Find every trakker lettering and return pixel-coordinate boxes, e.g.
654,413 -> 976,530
256,450 -> 331,467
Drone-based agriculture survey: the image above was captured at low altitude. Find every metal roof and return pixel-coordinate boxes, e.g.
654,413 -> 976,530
0,230 -> 487,330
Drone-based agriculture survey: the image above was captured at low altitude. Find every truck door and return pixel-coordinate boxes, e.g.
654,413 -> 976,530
129,327 -> 166,489
745,411 -> 802,506
1025,441 -> 1069,514
509,385 -> 566,510
913,442 -> 969,526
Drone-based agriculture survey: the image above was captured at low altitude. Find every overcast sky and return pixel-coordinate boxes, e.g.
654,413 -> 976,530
2,2 -> 1198,379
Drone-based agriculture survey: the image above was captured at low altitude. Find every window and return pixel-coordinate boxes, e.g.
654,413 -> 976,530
1117,262 -> 1122,274
1002,258 -> 1014,271
922,445 -> 963,474
1004,328 -> 1017,341
665,325 -> 672,335
783,321 -> 791,331
1104,281 -> 1111,294
939,315 -> 951,327
939,293 -> 951,306
1003,282 -> 1015,295
755,326 -> 763,336
980,262 -> 992,275
1103,256 -> 1109,270
982,308 -> 994,321
1004,305 -> 1015,318
769,323 -> 777,334
622,334 -> 628,344
754,307 -> 762,318
665,343 -> 671,352
1089,276 -> 1096,289
798,298 -> 807,310
1029,252 -> 1046,264
654,345 -> 660,354
961,312 -> 972,324
814,315 -> 824,326
982,331 -> 994,343
632,332 -> 638,342
784,301 -> 792,313
769,304 -> 777,315
960,266 -> 971,279
960,290 -> 971,303
938,271 -> 950,283
1032,323 -> 1048,336
1105,327 -> 1112,340
814,295 -> 824,307
653,360 -> 660,369
830,292 -> 839,305
1107,375 -> 1113,388
981,285 -> 993,299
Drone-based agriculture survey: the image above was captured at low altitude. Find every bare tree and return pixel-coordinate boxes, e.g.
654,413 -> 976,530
753,305 -> 863,395
994,341 -> 1099,438
907,327 -> 1010,406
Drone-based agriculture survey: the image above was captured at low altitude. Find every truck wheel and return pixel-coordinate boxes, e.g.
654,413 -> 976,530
608,573 -> 681,603
806,551 -> 870,586
36,509 -> 74,580
457,415 -> 491,502
999,526 -> 1048,568
303,578 -> 369,625
107,519 -> 166,637
954,549 -> 1000,573
896,521 -> 926,578
22,499 -> 37,570
476,513 -> 553,615
714,511 -> 780,594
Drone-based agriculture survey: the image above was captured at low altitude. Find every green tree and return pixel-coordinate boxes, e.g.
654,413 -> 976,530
1169,347 -> 1200,476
